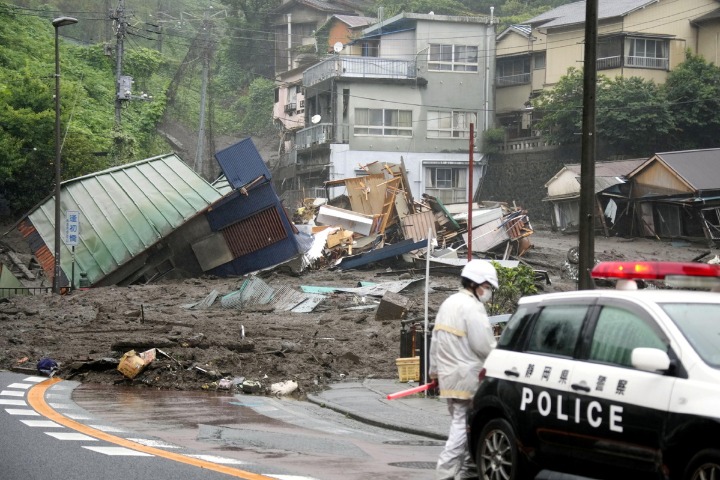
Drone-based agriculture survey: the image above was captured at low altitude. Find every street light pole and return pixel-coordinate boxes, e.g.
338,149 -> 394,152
52,16 -> 78,294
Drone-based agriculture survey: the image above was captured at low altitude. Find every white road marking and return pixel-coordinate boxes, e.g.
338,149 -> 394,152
186,455 -> 248,465
83,446 -> 153,456
126,438 -> 181,449
7,383 -> 32,390
44,432 -> 98,441
22,376 -> 46,383
88,424 -> 125,433
0,399 -> 27,406
64,413 -> 92,420
0,390 -> 25,397
267,476 -> 321,480
5,409 -> 39,416
21,420 -> 62,428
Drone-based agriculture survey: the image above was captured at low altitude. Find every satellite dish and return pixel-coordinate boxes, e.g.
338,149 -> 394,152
311,114 -> 322,124
333,42 -> 344,53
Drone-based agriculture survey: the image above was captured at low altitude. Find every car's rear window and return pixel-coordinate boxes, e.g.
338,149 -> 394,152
660,303 -> 720,368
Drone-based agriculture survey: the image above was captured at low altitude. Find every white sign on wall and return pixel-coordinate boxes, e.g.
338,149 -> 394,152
66,210 -> 80,246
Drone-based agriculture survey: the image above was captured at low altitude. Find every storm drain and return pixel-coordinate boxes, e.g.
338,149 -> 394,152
387,461 -> 437,470
383,440 -> 444,447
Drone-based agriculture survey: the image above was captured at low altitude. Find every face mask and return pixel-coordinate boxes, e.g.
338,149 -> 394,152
478,287 -> 492,303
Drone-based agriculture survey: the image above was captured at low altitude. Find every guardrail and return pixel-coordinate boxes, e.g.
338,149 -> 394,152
1,286 -> 53,297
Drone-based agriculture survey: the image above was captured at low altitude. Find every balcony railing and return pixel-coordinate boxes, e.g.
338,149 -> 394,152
284,102 -> 297,113
597,55 -> 621,70
304,56 -> 417,87
626,56 -> 668,69
295,123 -> 333,150
496,72 -> 531,87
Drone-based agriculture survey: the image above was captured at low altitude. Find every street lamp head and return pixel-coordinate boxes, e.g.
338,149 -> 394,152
52,16 -> 78,28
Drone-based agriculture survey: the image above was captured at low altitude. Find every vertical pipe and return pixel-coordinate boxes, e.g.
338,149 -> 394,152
467,122 -> 474,261
287,14 -> 292,72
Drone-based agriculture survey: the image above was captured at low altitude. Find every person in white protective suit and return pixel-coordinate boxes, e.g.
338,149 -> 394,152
429,259 -> 498,480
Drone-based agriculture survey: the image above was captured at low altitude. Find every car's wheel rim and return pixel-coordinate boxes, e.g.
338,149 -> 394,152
479,428 -> 513,480
691,462 -> 720,480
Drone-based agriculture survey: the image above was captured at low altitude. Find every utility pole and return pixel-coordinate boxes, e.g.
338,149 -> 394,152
195,15 -> 214,179
111,0 -> 127,127
578,0 -> 599,290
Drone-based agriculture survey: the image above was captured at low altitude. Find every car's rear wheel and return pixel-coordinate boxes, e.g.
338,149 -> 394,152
684,449 -> 720,480
476,418 -> 530,480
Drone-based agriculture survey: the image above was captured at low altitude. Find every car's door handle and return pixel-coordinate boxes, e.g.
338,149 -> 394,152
504,367 -> 520,377
571,381 -> 591,392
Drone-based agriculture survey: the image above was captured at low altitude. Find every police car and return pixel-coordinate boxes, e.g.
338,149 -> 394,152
467,261 -> 720,480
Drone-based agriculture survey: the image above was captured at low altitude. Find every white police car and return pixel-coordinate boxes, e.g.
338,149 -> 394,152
468,261 -> 720,480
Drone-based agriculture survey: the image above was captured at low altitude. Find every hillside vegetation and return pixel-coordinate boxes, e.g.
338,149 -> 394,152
0,0 -> 573,220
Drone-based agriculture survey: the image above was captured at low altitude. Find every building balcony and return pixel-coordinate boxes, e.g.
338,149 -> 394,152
295,123 -> 351,151
496,73 -> 531,87
626,56 -> 668,69
303,56 -> 417,88
597,55 -> 621,70
295,123 -> 333,150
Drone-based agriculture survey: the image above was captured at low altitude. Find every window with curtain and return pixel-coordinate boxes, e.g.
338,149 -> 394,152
424,166 -> 468,202
354,108 -> 412,136
626,38 -> 668,69
496,56 -> 531,86
429,44 -> 478,72
427,111 -> 477,138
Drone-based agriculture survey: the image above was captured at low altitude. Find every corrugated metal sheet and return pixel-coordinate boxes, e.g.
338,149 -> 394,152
222,207 -> 287,256
214,138 -> 272,189
220,276 -> 326,313
24,154 -> 222,287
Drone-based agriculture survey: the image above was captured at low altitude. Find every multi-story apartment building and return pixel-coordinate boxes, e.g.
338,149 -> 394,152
274,12 -> 496,204
272,0 -> 370,76
495,0 -> 720,145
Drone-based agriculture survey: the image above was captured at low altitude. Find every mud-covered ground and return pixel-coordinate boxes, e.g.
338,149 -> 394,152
1,224 -> 715,398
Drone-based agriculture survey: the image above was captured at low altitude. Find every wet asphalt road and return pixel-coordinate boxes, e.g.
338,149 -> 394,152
71,381 -> 444,479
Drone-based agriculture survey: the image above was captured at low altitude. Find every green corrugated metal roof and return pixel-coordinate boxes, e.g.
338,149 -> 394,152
29,153 -> 223,285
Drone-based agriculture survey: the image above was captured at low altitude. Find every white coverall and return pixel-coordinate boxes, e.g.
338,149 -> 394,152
429,288 -> 497,480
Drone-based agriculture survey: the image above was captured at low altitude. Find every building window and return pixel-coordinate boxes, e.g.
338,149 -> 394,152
361,41 -> 379,57
425,166 -> 467,203
429,44 -> 479,72
626,38 -> 668,69
354,108 -> 412,137
427,111 -> 477,138
533,52 -> 546,70
496,56 -> 530,86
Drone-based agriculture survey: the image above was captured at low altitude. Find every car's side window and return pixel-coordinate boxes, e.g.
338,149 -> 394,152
589,306 -> 667,368
527,305 -> 587,357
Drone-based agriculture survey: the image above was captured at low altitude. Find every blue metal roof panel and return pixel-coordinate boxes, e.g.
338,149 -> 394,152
214,138 -> 272,189
26,153 -> 222,286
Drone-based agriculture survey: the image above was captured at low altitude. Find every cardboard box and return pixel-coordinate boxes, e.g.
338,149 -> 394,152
396,356 -> 420,382
117,348 -> 156,379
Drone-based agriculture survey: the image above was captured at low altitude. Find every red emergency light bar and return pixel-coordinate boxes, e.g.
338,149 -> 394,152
592,261 -> 720,280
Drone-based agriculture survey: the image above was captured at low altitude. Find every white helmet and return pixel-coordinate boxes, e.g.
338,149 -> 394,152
461,260 -> 499,289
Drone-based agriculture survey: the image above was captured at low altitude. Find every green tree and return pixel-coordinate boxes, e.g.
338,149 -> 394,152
534,67 -> 673,157
663,51 -> 720,150
369,0 -> 471,18
236,77 -> 275,135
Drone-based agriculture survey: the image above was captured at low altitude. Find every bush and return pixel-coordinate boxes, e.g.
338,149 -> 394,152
486,261 -> 538,315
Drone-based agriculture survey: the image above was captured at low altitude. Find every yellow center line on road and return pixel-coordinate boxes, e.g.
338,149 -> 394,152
28,377 -> 275,480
